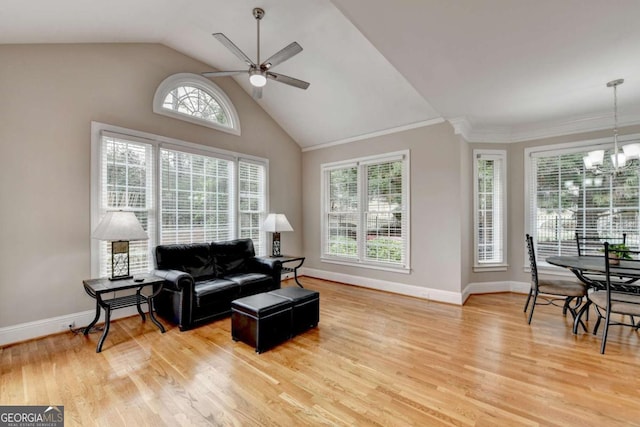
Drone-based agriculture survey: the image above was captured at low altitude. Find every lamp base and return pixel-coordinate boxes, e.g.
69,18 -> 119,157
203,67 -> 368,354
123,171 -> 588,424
272,232 -> 282,257
111,240 -> 131,281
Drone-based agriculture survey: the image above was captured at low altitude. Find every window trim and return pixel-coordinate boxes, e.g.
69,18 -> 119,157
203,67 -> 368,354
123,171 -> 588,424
320,150 -> 410,273
524,132 -> 640,271
152,73 -> 241,136
90,121 -> 267,277
473,149 -> 508,272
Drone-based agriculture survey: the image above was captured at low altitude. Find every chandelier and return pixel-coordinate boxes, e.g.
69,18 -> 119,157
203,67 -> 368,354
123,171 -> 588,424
583,79 -> 640,175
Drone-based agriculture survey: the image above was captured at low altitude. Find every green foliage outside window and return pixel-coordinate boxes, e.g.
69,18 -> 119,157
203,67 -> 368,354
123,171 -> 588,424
366,237 -> 402,262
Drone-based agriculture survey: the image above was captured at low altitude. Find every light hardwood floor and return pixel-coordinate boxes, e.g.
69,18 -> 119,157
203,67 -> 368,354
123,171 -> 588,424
2,277 -> 640,426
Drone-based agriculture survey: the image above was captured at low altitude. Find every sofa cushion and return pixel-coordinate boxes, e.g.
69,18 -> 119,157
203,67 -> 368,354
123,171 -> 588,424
225,272 -> 272,295
194,278 -> 238,307
156,243 -> 215,281
211,239 -> 256,277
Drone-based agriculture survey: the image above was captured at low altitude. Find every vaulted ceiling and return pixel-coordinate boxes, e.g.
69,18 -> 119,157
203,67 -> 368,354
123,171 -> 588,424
3,0 -> 640,148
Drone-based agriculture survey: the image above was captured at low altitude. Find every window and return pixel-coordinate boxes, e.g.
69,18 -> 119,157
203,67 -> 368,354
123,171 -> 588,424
525,134 -> 640,266
159,149 -> 233,244
94,133 -> 155,278
473,150 -> 507,271
238,161 -> 267,256
91,123 -> 267,277
321,151 -> 410,272
153,73 -> 241,135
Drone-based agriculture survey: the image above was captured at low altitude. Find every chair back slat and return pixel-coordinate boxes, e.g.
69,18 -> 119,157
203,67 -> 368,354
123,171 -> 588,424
603,242 -> 640,293
576,232 -> 626,256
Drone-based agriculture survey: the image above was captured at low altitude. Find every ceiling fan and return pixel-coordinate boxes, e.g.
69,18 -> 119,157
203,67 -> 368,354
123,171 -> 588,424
203,7 -> 310,99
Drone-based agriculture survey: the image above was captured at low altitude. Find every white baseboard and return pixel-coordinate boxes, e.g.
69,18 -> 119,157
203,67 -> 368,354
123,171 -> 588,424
302,267 -> 464,305
302,268 -> 530,307
0,306 -> 140,348
462,281 -> 530,303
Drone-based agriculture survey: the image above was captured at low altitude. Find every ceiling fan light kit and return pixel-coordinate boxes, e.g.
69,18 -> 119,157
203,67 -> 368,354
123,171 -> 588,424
249,69 -> 267,87
203,7 -> 310,99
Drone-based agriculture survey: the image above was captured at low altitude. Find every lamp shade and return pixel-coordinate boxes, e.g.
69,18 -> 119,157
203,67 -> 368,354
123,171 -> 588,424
92,211 -> 148,241
262,213 -> 293,232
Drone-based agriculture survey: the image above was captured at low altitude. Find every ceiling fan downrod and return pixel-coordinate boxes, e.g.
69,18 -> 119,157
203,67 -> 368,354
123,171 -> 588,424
253,8 -> 264,66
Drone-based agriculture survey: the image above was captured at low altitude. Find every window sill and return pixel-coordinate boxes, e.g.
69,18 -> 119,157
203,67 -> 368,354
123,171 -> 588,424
473,263 -> 509,272
321,257 -> 411,274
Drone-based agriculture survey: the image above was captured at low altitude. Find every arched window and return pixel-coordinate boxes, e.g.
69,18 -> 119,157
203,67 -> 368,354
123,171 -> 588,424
153,73 -> 241,135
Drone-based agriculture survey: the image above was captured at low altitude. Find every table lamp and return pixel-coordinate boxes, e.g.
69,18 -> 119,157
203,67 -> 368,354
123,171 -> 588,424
92,210 -> 149,280
262,213 -> 293,257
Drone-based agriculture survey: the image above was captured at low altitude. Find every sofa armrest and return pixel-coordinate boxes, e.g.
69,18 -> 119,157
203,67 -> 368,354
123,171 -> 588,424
247,257 -> 282,286
152,269 -> 194,292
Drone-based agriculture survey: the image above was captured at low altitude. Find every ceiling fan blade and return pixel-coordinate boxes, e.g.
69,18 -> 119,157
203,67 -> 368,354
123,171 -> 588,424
266,72 -> 310,90
212,33 -> 255,67
202,70 -> 247,77
261,42 -> 303,70
252,86 -> 263,99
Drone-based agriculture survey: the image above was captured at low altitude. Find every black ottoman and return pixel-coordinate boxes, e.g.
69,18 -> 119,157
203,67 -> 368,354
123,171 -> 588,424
231,293 -> 292,353
269,287 -> 320,336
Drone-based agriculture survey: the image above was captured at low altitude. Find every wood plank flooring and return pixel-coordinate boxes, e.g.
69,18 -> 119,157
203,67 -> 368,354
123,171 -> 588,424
2,277 -> 640,426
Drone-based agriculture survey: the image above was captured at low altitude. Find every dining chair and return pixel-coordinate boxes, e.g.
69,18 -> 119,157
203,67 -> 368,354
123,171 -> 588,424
525,234 -> 588,325
590,242 -> 640,354
575,232 -> 626,256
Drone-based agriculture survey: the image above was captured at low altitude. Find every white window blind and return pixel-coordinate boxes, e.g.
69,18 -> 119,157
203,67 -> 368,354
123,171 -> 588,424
528,143 -> 640,262
322,151 -> 410,271
239,160 -> 266,255
325,165 -> 359,259
159,148 -> 234,244
365,160 -> 406,264
474,150 -> 506,268
98,134 -> 155,278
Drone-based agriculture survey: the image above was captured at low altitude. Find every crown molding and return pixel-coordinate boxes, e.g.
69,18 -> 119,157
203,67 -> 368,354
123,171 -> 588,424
450,113 -> 640,144
301,117 -> 444,152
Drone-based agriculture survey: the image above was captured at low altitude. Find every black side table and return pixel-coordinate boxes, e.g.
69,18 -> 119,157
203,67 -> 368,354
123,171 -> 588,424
274,256 -> 305,288
83,275 -> 166,352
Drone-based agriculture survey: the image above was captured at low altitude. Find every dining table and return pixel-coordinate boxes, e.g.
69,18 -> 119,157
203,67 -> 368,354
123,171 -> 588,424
546,255 -> 640,333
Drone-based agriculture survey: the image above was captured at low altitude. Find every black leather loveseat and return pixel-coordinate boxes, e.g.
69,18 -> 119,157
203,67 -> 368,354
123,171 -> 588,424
152,239 -> 281,331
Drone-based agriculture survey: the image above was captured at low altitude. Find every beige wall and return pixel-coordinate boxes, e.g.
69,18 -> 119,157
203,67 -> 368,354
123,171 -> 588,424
459,135 -> 472,287
302,122 -> 465,293
0,44 -> 302,327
